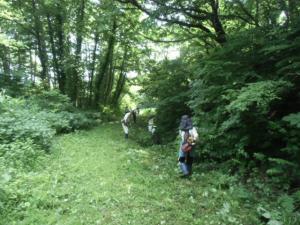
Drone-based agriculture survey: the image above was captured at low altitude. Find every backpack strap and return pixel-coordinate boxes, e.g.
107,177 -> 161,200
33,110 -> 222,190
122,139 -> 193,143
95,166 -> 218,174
183,130 -> 190,143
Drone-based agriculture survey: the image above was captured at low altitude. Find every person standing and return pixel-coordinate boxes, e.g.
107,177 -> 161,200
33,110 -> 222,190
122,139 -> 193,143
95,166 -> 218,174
178,115 -> 198,177
148,116 -> 156,134
124,106 -> 130,114
121,110 -> 132,139
132,107 -> 139,123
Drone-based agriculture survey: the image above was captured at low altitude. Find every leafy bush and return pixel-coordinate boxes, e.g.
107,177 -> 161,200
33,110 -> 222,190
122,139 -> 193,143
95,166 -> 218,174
189,25 -> 300,187
226,81 -> 292,114
0,96 -> 55,148
26,89 -> 74,112
0,91 -> 98,168
140,59 -> 192,142
0,139 -> 44,170
0,90 -> 100,218
69,112 -> 95,130
40,111 -> 72,133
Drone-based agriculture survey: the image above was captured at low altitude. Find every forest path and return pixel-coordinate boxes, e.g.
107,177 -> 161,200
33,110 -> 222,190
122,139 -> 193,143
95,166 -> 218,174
8,123 -> 257,225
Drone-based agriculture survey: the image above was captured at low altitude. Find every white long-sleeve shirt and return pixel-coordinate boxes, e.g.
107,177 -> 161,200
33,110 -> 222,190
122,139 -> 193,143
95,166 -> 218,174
122,112 -> 131,124
148,118 -> 156,134
179,127 -> 199,142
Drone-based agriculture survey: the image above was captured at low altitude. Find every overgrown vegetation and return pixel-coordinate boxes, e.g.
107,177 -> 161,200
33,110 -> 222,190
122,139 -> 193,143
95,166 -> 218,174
136,0 -> 300,184
189,25 -> 300,187
0,90 -> 98,216
1,0 -> 300,223
2,124 -> 300,225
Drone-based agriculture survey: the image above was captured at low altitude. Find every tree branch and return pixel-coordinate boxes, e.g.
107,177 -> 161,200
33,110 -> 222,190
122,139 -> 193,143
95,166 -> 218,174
139,32 -> 197,43
117,0 -> 213,34
0,16 -> 36,36
233,0 -> 259,27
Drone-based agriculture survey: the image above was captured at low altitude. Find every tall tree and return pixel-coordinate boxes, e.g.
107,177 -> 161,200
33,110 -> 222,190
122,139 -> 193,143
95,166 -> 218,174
93,19 -> 117,108
88,31 -> 100,106
112,45 -> 128,106
31,0 -> 49,87
46,13 -> 60,85
72,0 -> 86,104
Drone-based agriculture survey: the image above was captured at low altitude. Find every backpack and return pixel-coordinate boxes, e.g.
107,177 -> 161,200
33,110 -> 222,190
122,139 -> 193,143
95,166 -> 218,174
181,131 -> 194,153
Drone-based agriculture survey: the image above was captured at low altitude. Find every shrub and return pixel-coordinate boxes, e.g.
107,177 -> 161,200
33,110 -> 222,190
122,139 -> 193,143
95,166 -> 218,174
27,89 -> 74,112
140,59 -> 192,142
189,25 -> 300,187
0,97 -> 55,148
0,139 -> 44,170
0,91 -> 100,219
69,112 -> 95,130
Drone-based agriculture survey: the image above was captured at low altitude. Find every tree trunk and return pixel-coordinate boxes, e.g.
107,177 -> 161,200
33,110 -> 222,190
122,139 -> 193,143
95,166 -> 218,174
29,47 -> 35,84
56,10 -> 67,94
112,46 -> 128,106
31,0 -> 49,88
93,19 -> 117,108
210,0 -> 227,44
88,32 -> 99,106
0,47 -> 11,87
72,0 -> 86,105
103,60 -> 115,104
47,13 -> 60,88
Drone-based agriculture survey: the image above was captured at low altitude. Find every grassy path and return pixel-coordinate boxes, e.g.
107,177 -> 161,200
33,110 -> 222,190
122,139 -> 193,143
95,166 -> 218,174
5,123 -> 262,225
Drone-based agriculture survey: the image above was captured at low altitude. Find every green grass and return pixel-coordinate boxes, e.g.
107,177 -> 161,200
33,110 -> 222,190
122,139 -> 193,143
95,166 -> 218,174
2,123 -> 297,224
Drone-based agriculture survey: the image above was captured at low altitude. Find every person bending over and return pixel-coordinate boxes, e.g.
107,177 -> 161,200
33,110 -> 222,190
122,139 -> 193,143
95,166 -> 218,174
121,110 -> 132,139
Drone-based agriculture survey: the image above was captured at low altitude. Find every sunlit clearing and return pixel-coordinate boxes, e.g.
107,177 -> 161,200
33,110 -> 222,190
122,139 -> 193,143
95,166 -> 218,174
278,11 -> 287,25
139,12 -> 149,22
90,0 -> 100,4
150,45 -> 180,61
126,71 -> 138,79
166,47 -> 180,60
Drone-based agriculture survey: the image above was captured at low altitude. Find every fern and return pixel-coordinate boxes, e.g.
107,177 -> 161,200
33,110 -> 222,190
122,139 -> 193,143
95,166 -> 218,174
227,81 -> 292,114
283,113 -> 300,129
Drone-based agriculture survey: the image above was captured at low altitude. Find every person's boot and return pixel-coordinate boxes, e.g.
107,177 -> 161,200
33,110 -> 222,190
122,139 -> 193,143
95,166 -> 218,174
125,133 -> 128,139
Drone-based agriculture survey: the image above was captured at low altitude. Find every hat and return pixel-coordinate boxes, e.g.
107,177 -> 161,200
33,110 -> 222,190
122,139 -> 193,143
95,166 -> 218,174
179,115 -> 193,131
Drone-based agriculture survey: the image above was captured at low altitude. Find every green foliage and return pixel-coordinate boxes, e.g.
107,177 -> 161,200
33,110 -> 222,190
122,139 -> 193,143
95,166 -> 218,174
0,139 -> 43,170
188,24 -> 300,187
0,91 -> 96,169
1,0 -> 300,222
141,59 -> 192,142
283,113 -> 300,129
2,123 -> 300,224
227,81 -> 292,114
69,112 -> 95,130
129,115 -> 156,146
0,90 -> 98,220
0,95 -> 55,148
27,90 -> 74,112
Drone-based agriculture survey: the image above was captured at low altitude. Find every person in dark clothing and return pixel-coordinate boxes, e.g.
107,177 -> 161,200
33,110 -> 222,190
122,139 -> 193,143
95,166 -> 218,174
132,110 -> 137,123
178,115 -> 198,178
125,106 -> 130,114
132,107 -> 139,124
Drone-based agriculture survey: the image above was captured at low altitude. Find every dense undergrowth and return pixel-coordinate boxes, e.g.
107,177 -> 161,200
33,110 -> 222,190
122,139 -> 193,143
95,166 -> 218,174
1,121 -> 300,224
131,116 -> 300,224
190,26 -> 300,189
141,23 -> 300,195
0,90 -> 100,217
